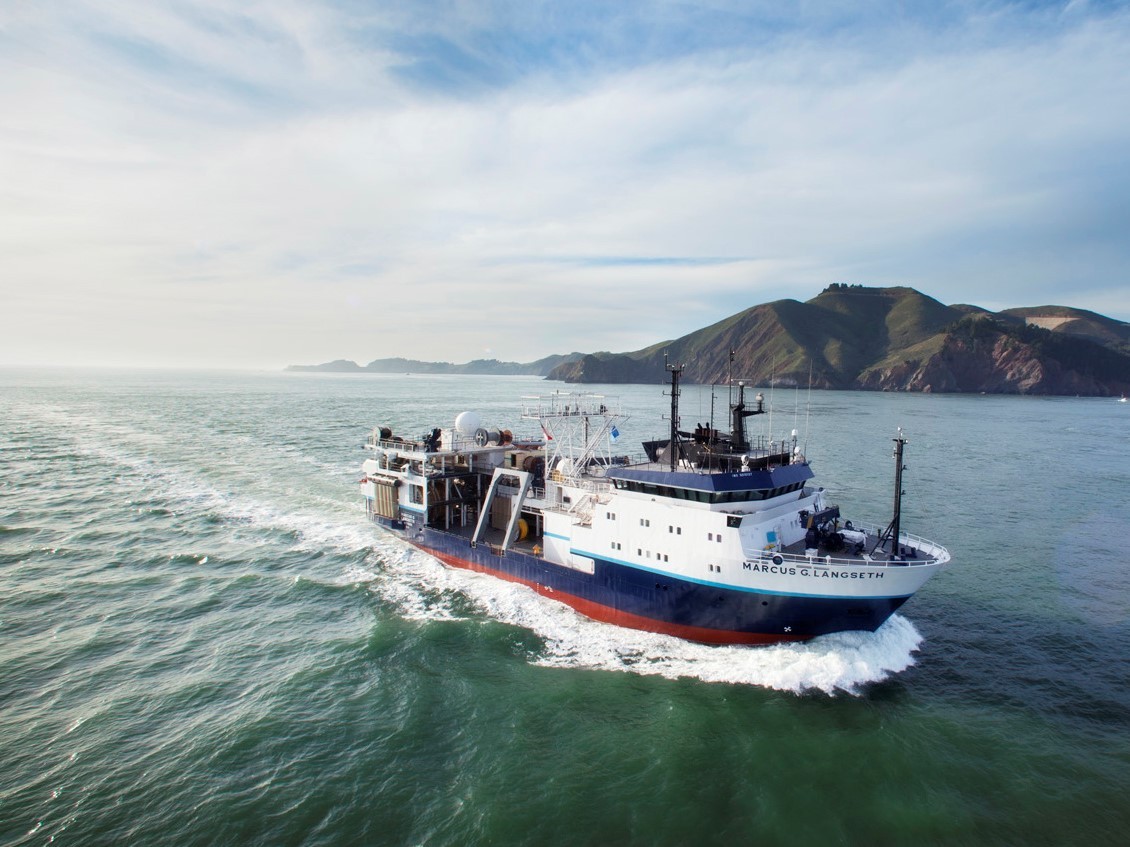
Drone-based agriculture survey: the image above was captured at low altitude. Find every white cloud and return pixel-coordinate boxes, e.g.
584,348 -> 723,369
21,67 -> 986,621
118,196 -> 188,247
2,2 -> 1129,368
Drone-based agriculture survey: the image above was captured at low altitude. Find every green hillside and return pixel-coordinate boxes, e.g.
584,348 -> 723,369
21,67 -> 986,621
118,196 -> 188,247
546,285 -> 1130,396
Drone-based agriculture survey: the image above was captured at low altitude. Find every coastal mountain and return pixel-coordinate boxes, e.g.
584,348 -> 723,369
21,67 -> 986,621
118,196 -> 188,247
544,286 -> 1130,395
287,353 -> 582,376
288,286 -> 1130,395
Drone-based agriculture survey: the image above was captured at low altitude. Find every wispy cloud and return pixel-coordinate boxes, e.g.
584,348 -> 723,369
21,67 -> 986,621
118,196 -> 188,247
2,1 -> 1128,367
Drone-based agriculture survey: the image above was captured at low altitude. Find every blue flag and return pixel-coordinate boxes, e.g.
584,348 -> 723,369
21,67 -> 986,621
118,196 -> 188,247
610,425 -> 620,443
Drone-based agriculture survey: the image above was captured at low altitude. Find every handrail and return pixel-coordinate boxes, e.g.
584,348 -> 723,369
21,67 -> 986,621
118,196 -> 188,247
847,521 -> 951,562
753,521 -> 950,569
366,434 -> 425,451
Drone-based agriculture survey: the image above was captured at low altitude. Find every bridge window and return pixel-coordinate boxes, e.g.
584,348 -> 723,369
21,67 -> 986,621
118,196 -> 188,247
616,480 -> 805,503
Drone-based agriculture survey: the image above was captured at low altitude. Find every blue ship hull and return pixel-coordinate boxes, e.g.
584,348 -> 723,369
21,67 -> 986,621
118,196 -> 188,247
388,520 -> 910,644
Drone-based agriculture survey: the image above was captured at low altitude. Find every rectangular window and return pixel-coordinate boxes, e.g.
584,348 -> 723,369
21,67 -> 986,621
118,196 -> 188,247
708,532 -> 713,541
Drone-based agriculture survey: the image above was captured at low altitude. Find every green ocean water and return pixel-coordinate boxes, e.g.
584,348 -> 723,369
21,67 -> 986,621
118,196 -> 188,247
2,369 -> 1128,846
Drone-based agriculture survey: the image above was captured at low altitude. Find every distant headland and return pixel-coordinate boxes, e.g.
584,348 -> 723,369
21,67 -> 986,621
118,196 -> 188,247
287,285 -> 1130,396
286,354 -> 579,377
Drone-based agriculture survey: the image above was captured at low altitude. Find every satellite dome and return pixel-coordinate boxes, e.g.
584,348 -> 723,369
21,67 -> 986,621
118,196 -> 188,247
454,411 -> 482,434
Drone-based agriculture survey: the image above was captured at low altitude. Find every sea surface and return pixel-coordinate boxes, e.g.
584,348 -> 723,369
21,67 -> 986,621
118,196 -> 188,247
2,369 -> 1129,846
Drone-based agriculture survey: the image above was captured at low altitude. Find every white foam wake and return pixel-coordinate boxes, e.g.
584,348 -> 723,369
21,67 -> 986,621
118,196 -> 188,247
15,401 -> 379,557
357,541 -> 924,696
533,611 -> 923,696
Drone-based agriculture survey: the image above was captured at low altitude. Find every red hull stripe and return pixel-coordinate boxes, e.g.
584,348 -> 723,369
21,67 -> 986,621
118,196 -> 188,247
427,547 -> 808,646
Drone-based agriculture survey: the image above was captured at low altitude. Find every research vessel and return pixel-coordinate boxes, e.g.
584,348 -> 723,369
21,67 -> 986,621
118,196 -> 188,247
361,367 -> 950,644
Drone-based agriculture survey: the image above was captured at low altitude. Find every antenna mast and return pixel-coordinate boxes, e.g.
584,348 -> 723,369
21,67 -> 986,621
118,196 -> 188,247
872,429 -> 908,558
665,355 -> 684,471
727,348 -> 734,411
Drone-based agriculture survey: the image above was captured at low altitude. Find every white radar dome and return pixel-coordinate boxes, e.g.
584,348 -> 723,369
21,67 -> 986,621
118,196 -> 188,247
455,411 -> 482,435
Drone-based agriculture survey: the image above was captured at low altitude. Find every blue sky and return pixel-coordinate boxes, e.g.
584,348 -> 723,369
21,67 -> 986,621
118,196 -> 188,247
3,0 -> 1128,368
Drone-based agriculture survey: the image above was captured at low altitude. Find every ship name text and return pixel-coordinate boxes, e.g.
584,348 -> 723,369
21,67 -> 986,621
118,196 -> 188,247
744,562 -> 886,579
